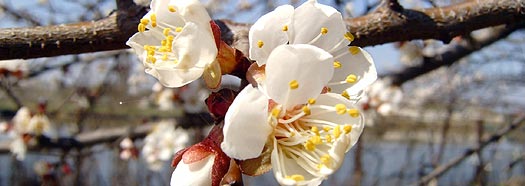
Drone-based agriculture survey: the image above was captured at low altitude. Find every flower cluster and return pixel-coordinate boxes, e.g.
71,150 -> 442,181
127,0 -> 376,185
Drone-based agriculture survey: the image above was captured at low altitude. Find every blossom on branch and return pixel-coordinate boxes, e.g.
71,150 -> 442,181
248,0 -> 377,98
126,0 -> 218,88
222,44 -> 368,186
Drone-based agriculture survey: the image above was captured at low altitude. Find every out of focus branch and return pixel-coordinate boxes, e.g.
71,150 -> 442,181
410,114 -> 525,186
1,0 -> 524,60
387,23 -> 525,86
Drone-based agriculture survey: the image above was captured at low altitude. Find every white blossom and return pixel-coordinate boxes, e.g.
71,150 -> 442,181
142,120 -> 189,171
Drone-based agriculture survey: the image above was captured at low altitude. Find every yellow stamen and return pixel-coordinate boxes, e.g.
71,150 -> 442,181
341,91 -> 350,100
325,134 -> 332,143
286,174 -> 305,182
304,141 -> 315,151
343,124 -> 352,134
140,18 -> 149,25
346,74 -> 357,83
310,135 -> 322,145
163,28 -> 171,36
257,40 -> 264,48
138,23 -> 146,32
348,109 -> 360,118
344,32 -> 354,42
282,25 -> 288,31
321,27 -> 328,35
349,46 -> 360,55
302,105 -> 311,115
311,126 -> 319,135
323,126 -> 331,132
333,61 -> 342,68
175,27 -> 183,32
168,5 -> 177,12
271,108 -> 281,117
334,125 -> 341,138
289,80 -> 299,90
321,154 -> 332,165
162,54 -> 168,61
308,98 -> 316,104
335,104 -> 347,115
150,14 -> 157,27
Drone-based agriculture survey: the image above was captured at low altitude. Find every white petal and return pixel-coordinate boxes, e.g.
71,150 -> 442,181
171,154 -> 215,186
271,139 -> 324,186
149,0 -> 185,28
330,47 -> 377,95
249,5 -> 294,66
290,0 -> 346,52
172,22 -> 217,69
146,67 -> 205,88
221,86 -> 271,160
172,0 -> 212,29
265,44 -> 333,109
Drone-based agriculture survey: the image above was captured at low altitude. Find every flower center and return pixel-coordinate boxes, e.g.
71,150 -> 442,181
270,99 -> 359,178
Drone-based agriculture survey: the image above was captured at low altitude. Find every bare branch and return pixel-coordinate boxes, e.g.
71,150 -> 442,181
0,0 -> 523,60
387,23 -> 524,86
410,113 -> 525,186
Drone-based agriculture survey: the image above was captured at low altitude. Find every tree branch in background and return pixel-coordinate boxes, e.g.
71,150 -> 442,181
410,114 -> 525,186
0,4 -> 42,26
387,23 -> 525,86
0,0 -> 524,60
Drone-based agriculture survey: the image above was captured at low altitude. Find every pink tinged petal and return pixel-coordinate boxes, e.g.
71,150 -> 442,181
271,139 -> 324,186
290,0 -> 346,52
330,47 -> 377,95
249,5 -> 294,66
221,86 -> 271,160
171,154 -> 215,186
265,44 -> 334,110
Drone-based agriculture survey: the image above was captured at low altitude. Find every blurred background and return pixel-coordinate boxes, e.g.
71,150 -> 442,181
0,0 -> 524,185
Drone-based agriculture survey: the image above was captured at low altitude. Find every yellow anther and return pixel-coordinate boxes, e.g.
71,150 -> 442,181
175,27 -> 183,32
150,14 -> 157,27
320,154 -> 332,165
289,80 -> 299,90
325,134 -> 332,143
147,50 -> 155,56
282,25 -> 288,31
323,126 -> 331,132
326,87 -> 332,92
310,135 -> 322,145
138,23 -> 146,32
147,55 -> 157,64
348,109 -> 360,118
311,126 -> 319,135
302,105 -> 311,115
168,5 -> 177,12
163,28 -> 171,36
321,27 -> 328,35
140,18 -> 149,25
343,124 -> 352,134
289,132 -> 295,137
304,141 -> 315,151
341,91 -> 350,100
161,40 -> 167,46
346,74 -> 357,83
344,32 -> 354,42
166,35 -> 174,41
257,40 -> 264,48
286,174 -> 305,182
333,125 -> 341,138
150,13 -> 157,22
333,61 -> 342,68
162,54 -> 168,61
335,104 -> 347,115
349,46 -> 360,55
173,59 -> 179,64
308,98 -> 316,105
271,108 -> 281,117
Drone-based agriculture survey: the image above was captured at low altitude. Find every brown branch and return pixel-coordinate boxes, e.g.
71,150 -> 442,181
0,0 -> 147,60
410,113 -> 525,186
0,0 -> 524,60
387,23 -> 524,86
